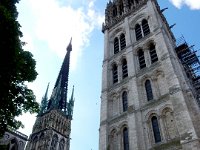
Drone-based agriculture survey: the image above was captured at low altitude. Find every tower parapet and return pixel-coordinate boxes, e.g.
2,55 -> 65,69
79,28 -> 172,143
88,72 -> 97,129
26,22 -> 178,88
102,0 -> 147,33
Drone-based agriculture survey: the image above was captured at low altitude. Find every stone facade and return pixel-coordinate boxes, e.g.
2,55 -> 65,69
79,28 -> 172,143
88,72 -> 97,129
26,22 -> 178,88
0,130 -> 28,150
99,0 -> 200,150
25,110 -> 71,150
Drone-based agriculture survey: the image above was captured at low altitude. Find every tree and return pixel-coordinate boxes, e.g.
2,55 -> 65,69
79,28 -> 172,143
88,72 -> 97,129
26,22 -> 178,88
0,0 -> 39,137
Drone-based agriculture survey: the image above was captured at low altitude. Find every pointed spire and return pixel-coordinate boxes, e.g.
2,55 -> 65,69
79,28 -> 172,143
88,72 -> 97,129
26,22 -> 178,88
70,85 -> 74,101
48,39 -> 72,114
68,86 -> 75,119
39,83 -> 50,115
67,37 -> 72,52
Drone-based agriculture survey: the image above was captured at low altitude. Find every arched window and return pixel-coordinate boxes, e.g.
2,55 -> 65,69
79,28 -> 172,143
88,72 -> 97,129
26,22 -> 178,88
123,127 -> 129,150
110,130 -> 117,150
163,109 -> 178,139
149,43 -> 158,63
10,138 -> 18,150
122,91 -> 128,112
113,5 -> 117,17
142,19 -> 150,36
135,24 -> 142,41
50,134 -> 58,150
112,64 -> 118,84
145,80 -> 153,101
138,49 -> 146,69
114,37 -> 119,54
120,33 -> 126,50
122,59 -> 128,79
59,139 -> 65,150
31,136 -> 38,150
151,116 -> 161,143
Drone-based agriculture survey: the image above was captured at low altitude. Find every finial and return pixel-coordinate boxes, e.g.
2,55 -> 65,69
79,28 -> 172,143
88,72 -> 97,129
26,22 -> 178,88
71,85 -> 74,99
67,37 -> 72,52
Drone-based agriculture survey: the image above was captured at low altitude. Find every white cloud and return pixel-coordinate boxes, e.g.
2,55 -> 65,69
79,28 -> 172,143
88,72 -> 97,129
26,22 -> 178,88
169,0 -> 200,9
18,0 -> 104,71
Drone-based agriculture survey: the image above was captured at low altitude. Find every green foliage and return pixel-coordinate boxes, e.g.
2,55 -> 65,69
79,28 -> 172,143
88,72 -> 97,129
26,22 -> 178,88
0,0 -> 39,137
0,144 -> 9,150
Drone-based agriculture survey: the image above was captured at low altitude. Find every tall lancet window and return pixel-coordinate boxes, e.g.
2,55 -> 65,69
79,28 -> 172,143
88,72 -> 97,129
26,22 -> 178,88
120,33 -> 126,50
113,5 -> 118,17
50,134 -> 58,150
10,139 -> 18,150
31,136 -> 38,150
119,1 -> 124,15
151,116 -> 161,143
142,19 -> 150,36
138,49 -> 146,69
114,37 -> 119,54
135,24 -> 142,41
59,139 -> 65,150
122,91 -> 128,112
149,43 -> 158,64
145,80 -> 153,101
122,59 -> 128,79
110,130 -> 117,150
123,127 -> 129,150
112,64 -> 118,84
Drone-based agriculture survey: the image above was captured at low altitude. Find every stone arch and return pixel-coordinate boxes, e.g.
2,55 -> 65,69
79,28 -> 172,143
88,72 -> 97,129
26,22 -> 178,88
59,138 -> 65,150
9,138 -> 19,150
110,27 -> 124,39
109,128 -> 118,150
119,124 -> 129,150
119,122 -> 128,131
130,13 -> 147,28
50,134 -> 59,150
161,106 -> 178,140
145,112 -> 162,144
144,39 -> 156,49
145,110 -> 158,122
108,92 -> 119,118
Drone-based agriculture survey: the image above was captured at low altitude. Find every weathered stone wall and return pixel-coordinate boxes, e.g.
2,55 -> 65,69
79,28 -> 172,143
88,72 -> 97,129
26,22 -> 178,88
99,0 -> 200,150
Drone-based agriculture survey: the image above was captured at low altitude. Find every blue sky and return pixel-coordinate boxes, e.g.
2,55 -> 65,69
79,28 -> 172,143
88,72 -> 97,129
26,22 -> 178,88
16,0 -> 200,149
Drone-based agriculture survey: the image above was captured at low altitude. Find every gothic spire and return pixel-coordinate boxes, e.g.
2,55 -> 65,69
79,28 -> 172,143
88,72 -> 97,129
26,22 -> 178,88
48,38 -> 72,114
68,85 -> 75,119
38,83 -> 49,115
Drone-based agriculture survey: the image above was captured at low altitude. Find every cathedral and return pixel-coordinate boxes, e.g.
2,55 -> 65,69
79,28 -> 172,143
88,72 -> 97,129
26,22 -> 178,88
26,39 -> 74,150
99,0 -> 200,150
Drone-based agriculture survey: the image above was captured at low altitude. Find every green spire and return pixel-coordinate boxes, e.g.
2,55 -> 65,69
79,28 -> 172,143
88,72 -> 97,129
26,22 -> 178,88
38,83 -> 49,115
68,86 -> 75,119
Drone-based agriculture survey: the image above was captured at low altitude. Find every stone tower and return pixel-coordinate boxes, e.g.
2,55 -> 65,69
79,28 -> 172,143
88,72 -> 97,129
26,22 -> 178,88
26,39 -> 75,150
99,0 -> 200,150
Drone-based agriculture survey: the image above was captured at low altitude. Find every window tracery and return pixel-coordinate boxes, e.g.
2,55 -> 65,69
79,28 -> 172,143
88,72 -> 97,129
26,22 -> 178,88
149,43 -> 158,63
112,63 -> 118,84
122,59 -> 128,79
59,138 -> 65,150
114,37 -> 119,54
50,134 -> 58,150
120,33 -> 126,50
138,49 -> 146,69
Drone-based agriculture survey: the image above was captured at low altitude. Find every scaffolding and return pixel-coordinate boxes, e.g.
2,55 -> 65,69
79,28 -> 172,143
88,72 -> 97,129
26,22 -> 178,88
175,36 -> 200,106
